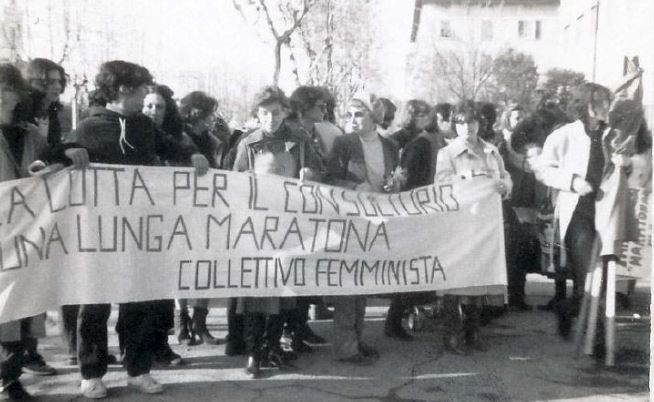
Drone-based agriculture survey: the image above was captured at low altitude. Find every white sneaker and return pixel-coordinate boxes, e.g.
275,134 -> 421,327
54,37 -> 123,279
80,378 -> 108,399
127,374 -> 164,394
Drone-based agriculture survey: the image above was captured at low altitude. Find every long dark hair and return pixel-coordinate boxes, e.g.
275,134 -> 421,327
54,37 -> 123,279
148,84 -> 183,138
400,99 -> 435,133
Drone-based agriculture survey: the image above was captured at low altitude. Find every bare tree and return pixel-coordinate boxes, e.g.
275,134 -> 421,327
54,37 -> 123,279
285,0 -> 377,109
431,46 -> 494,101
232,0 -> 316,85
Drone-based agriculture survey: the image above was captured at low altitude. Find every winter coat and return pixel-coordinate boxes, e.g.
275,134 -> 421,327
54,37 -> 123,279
325,133 -> 399,189
0,126 -> 48,342
67,107 -> 168,166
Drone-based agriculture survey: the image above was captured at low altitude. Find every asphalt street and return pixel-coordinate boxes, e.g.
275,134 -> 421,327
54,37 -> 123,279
20,276 -> 650,401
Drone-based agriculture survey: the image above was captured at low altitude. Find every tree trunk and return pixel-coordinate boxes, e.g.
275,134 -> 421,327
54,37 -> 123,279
273,40 -> 283,86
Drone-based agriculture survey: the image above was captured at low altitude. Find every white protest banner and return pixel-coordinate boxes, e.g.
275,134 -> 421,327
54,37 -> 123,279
0,165 -> 506,324
616,186 -> 651,279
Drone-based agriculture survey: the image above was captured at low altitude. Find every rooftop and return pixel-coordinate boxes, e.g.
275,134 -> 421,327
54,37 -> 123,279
424,0 -> 560,7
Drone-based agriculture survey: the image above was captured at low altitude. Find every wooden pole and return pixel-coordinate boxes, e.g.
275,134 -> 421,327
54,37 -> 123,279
583,261 -> 604,355
583,237 -> 603,355
604,259 -> 617,366
574,270 -> 593,355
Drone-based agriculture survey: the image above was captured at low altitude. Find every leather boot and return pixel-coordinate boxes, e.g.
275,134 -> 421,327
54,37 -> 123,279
176,308 -> 193,345
442,296 -> 467,355
191,307 -> 221,345
225,298 -> 246,356
463,304 -> 488,352
244,354 -> 261,378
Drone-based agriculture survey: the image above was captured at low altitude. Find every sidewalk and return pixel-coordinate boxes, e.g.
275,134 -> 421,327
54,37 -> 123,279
22,276 -> 651,401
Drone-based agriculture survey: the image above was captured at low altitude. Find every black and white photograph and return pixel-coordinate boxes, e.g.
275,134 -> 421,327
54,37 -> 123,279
0,0 -> 651,400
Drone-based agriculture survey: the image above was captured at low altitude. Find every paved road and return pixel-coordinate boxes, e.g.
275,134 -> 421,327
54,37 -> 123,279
22,277 -> 650,401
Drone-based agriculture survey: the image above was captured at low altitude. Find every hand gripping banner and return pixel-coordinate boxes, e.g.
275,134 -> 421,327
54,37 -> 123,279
0,165 -> 507,323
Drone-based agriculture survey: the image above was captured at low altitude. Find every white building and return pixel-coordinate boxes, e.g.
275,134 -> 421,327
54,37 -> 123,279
400,0 -> 560,101
558,0 -> 654,124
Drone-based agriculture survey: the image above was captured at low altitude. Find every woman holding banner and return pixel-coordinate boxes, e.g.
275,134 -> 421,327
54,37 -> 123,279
434,100 -> 512,354
175,91 -> 221,347
325,91 -> 400,365
0,63 -> 89,400
67,60 -> 207,399
233,86 -> 323,378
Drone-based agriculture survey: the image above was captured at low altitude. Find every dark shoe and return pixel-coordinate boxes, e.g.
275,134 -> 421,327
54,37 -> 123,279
154,346 -> 185,366
244,356 -> 261,379
384,326 -> 414,341
310,304 -> 334,320
592,342 -> 606,361
176,308 -> 193,345
197,329 -> 222,345
338,353 -> 373,366
359,344 -> 379,359
302,331 -> 327,345
191,307 -> 221,345
22,359 -> 56,376
443,334 -> 468,355
66,355 -> 78,366
0,381 -> 32,400
466,331 -> 489,352
537,296 -> 558,312
556,300 -> 576,340
265,349 -> 296,370
291,340 -> 313,353
225,341 -> 246,356
508,301 -> 533,312
107,354 -> 119,365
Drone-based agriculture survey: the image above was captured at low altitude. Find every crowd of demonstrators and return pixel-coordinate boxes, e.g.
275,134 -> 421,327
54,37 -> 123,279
0,54 -> 650,400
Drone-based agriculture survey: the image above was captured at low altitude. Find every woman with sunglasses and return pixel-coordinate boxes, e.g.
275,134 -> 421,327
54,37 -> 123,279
434,100 -> 512,354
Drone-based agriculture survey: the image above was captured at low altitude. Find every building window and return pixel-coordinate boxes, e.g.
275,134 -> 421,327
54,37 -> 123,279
440,20 -> 452,38
481,20 -> 493,41
518,20 -> 542,40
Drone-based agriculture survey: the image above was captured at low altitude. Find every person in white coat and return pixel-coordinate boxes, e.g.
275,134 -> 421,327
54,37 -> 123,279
435,100 -> 512,354
535,82 -> 612,338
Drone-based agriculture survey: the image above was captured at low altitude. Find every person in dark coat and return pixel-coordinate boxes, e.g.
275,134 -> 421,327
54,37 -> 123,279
173,91 -> 222,347
67,60 -> 205,399
233,86 -> 323,378
0,63 -> 89,401
325,92 -> 399,365
385,100 -> 446,341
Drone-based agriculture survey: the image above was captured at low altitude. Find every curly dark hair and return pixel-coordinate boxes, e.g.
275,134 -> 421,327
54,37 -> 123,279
400,99 -> 432,130
452,100 -> 481,123
179,91 -> 218,125
24,58 -> 67,91
565,82 -> 611,126
148,84 -> 183,137
94,60 -> 153,102
434,103 -> 452,121
253,86 -> 289,110
289,86 -> 326,117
